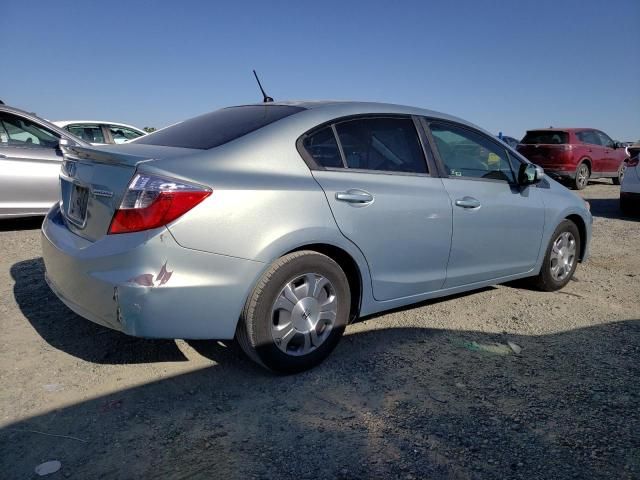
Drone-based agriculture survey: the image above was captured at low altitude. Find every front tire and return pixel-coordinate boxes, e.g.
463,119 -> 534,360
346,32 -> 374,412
236,251 -> 351,373
612,164 -> 624,185
573,162 -> 590,190
529,220 -> 581,292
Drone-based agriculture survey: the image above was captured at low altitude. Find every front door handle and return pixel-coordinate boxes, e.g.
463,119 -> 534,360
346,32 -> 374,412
455,196 -> 481,209
336,190 -> 374,204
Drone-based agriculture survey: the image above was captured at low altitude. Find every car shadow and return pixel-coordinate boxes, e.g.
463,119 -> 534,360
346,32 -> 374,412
585,197 -> 640,221
10,257 -> 188,364
1,320 -> 637,479
0,216 -> 44,232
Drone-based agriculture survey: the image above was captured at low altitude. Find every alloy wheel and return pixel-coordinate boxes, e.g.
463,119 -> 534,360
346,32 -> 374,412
549,231 -> 576,282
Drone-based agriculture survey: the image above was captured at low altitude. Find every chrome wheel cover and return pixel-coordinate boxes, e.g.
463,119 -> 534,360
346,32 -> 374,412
270,273 -> 337,356
550,231 -> 576,282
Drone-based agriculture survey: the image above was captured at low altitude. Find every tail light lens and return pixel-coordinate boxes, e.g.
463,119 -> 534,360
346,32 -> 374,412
108,174 -> 211,234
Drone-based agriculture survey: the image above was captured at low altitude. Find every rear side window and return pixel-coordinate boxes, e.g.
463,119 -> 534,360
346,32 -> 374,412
136,105 -> 305,149
302,127 -> 343,168
576,131 -> 600,145
67,124 -> 105,144
334,118 -> 427,173
521,131 -> 568,144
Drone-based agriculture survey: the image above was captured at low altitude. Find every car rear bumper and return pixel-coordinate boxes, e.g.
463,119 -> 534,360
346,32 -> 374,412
41,204 -> 265,339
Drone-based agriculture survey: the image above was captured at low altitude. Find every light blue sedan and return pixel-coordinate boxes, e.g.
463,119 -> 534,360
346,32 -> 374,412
41,101 -> 592,372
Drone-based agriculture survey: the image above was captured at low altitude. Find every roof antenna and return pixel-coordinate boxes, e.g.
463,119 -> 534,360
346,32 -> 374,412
253,70 -> 273,103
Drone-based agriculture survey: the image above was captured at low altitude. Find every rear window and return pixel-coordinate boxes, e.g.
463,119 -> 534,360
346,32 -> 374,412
136,105 -> 305,149
521,131 -> 568,145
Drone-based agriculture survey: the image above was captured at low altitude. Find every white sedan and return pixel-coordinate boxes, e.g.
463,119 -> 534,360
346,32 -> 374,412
620,144 -> 640,214
53,120 -> 146,145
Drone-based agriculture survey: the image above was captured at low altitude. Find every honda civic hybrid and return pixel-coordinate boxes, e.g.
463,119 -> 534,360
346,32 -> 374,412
41,101 -> 592,372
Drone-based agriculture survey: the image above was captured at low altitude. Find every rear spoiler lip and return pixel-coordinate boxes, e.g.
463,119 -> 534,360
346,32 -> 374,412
64,145 -> 152,167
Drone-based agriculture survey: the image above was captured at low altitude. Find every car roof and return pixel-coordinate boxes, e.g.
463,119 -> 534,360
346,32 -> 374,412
525,128 -> 599,132
53,120 -> 145,132
232,100 -> 489,133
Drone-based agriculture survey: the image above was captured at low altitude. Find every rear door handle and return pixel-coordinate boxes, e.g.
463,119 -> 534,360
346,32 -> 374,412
455,196 -> 481,209
335,190 -> 374,204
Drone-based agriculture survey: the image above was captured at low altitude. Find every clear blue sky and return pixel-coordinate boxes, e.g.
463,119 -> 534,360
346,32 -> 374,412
1,0 -> 638,140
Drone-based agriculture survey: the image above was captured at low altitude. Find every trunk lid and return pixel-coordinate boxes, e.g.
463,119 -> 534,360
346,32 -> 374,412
60,144 -> 197,241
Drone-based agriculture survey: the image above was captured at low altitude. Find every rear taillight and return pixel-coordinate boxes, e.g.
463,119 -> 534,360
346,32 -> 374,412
108,174 -> 211,234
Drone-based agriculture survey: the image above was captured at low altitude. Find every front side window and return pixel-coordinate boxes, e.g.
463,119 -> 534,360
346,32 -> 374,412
334,117 -> 428,173
67,124 -> 105,144
595,131 -> 614,148
430,123 -> 515,183
0,112 -> 59,148
110,125 -> 143,144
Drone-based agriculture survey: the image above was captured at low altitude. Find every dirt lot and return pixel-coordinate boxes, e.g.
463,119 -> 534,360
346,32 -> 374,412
1,180 -> 638,479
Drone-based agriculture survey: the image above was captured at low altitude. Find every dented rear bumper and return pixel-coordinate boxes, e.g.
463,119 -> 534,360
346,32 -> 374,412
41,204 -> 265,339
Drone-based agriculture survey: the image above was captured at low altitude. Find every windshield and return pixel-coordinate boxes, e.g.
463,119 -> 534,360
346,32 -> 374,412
521,131 -> 568,145
135,105 -> 305,150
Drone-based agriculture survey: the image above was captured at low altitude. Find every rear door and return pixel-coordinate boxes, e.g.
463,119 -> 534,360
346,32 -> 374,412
576,130 -> 605,174
426,120 -> 545,288
0,112 -> 63,216
302,116 -> 453,301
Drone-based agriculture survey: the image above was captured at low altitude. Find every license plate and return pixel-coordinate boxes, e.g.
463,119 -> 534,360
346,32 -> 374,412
68,184 -> 89,224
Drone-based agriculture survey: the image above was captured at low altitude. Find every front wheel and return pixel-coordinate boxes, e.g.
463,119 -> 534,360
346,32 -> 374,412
612,164 -> 624,185
573,162 -> 590,190
236,251 -> 351,373
529,220 -> 581,291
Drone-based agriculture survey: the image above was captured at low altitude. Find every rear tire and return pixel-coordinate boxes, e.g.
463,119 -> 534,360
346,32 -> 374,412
573,162 -> 590,190
529,220 -> 581,292
236,251 -> 351,373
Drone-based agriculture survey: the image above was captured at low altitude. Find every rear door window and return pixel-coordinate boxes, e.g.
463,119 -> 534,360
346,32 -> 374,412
576,131 -> 600,146
136,105 -> 305,149
334,117 -> 428,174
430,123 -> 515,183
66,124 -> 105,144
302,127 -> 344,168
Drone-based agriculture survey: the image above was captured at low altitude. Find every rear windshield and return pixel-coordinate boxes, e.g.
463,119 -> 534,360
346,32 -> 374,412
136,105 -> 305,149
521,131 -> 568,145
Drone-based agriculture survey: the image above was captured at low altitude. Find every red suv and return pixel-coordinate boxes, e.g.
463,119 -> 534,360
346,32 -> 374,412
517,128 -> 627,189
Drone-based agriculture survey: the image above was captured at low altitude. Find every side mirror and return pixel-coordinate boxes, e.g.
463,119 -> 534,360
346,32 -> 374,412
518,163 -> 544,186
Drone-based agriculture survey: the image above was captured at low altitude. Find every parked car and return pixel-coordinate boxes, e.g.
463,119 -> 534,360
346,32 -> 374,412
53,121 -> 146,145
41,101 -> 592,373
620,144 -> 640,214
517,128 -> 628,189
0,103 -> 88,218
498,135 -> 520,149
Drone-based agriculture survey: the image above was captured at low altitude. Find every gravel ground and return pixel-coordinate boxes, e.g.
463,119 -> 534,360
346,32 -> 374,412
1,180 -> 638,479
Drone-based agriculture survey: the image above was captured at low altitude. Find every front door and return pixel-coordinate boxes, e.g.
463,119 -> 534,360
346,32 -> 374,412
302,116 -> 453,301
427,121 -> 545,288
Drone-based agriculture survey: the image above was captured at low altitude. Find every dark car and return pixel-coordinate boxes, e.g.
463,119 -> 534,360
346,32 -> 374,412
517,128 -> 627,189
